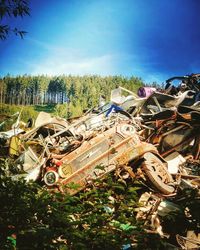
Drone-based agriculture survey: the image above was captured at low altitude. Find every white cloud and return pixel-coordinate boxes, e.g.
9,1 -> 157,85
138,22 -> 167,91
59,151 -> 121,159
21,38 -> 167,83
23,37 -> 115,75
29,54 -> 114,76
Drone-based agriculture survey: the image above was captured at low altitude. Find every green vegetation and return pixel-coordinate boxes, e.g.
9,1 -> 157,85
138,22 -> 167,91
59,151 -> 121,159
0,74 -> 143,107
1,159 -> 199,249
0,0 -> 29,40
0,104 -> 38,131
0,75 -> 144,127
34,104 -> 57,113
0,159 -> 162,250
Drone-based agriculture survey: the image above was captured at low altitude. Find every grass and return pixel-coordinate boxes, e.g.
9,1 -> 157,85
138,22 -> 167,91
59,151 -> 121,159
0,103 -> 71,131
0,103 -> 83,131
0,104 -> 38,131
34,104 -> 56,113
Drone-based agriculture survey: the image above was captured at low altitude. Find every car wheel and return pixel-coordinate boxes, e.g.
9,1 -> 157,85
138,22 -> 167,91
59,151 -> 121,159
141,152 -> 175,195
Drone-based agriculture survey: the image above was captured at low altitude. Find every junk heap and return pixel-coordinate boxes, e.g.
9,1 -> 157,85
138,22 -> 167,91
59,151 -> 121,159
0,73 -> 200,249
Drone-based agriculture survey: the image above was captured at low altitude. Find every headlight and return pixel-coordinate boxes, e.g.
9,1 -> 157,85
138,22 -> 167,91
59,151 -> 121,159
44,170 -> 59,186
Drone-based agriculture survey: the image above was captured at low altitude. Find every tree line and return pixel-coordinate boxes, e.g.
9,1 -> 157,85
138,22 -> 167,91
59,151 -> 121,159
0,75 -> 144,109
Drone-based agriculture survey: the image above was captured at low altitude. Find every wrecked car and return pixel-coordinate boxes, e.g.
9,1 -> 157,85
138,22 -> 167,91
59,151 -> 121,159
6,110 -> 175,195
44,123 -> 175,195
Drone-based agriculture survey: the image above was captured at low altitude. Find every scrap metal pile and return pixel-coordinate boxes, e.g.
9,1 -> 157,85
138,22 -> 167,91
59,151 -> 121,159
0,73 -> 200,248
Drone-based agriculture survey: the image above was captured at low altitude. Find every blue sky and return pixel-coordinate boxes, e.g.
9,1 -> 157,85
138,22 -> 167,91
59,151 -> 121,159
0,0 -> 200,84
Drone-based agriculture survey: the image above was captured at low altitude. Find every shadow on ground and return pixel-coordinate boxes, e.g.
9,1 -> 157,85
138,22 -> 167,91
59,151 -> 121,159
34,104 -> 56,113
